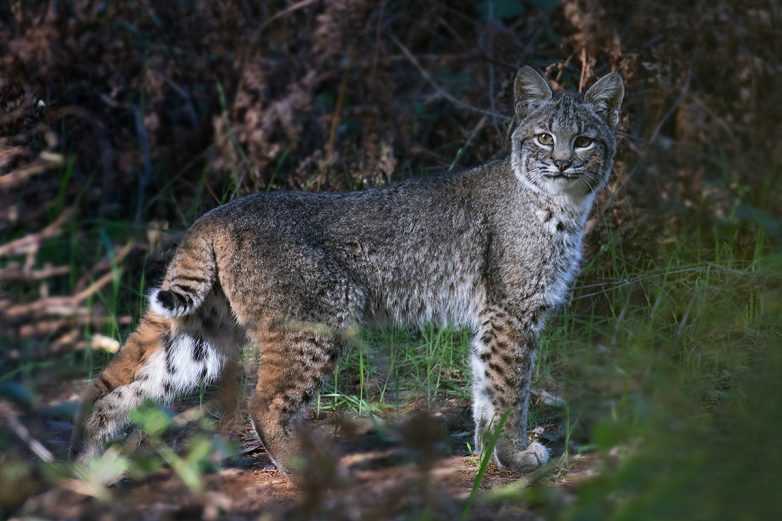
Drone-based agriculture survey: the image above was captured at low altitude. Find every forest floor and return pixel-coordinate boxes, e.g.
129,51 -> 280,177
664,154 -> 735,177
13,370 -> 602,521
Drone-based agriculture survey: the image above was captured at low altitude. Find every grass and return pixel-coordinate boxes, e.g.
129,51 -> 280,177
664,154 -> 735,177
461,410 -> 509,520
324,325 -> 471,415
1,176 -> 780,519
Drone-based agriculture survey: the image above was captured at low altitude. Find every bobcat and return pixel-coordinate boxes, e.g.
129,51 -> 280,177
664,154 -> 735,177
70,66 -> 623,475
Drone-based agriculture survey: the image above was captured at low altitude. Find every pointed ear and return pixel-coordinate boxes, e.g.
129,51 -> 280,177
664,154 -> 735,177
584,72 -> 624,128
514,66 -> 553,120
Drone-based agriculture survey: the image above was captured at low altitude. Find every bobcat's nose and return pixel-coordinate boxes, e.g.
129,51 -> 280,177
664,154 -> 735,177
553,159 -> 572,172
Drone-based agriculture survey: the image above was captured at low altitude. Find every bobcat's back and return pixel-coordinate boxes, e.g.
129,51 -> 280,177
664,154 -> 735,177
155,161 -> 511,330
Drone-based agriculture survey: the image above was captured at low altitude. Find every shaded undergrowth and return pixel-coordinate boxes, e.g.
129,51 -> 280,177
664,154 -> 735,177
2,203 -> 779,519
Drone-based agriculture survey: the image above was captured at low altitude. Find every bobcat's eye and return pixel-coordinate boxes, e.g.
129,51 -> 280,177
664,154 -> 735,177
536,133 -> 554,146
574,136 -> 593,148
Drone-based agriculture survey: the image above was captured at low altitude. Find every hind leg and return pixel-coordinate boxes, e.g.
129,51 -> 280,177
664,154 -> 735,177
211,356 -> 243,437
69,312 -> 233,463
248,324 -> 341,474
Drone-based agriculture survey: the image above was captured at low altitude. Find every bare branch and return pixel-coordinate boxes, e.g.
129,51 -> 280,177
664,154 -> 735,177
387,33 -> 510,121
0,208 -> 73,257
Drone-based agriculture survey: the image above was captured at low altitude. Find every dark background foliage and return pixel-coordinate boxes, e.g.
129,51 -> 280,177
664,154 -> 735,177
4,0 -> 779,233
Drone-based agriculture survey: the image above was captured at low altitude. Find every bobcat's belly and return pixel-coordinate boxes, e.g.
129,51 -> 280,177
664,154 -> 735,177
364,267 -> 485,329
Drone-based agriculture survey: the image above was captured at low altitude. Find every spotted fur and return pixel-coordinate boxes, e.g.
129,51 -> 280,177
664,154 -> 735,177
71,67 -> 623,474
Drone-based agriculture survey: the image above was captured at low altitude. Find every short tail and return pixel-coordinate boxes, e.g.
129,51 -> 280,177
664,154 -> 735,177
149,232 -> 216,318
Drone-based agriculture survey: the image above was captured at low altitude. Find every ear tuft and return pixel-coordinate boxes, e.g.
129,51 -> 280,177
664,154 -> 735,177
584,72 -> 624,128
514,66 -> 553,120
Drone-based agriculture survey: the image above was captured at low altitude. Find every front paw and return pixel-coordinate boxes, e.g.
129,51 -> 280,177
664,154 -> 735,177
495,441 -> 549,473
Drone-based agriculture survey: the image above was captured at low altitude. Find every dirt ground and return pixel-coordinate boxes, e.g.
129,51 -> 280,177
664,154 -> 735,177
8,372 -> 599,521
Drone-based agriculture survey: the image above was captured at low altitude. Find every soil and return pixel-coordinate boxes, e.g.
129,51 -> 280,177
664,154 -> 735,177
10,374 -> 602,521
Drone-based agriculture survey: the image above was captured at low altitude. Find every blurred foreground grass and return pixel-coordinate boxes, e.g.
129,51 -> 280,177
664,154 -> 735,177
532,222 -> 782,520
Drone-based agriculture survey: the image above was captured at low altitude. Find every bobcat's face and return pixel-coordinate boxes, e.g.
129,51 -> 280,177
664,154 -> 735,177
512,96 -> 614,198
510,67 -> 623,201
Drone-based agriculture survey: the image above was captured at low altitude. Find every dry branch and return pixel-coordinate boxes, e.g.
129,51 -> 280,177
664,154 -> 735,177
0,152 -> 64,190
74,241 -> 136,292
259,0 -> 320,31
1,270 -> 117,319
0,264 -> 70,281
5,414 -> 55,463
0,208 -> 73,257
387,33 -> 509,121
19,315 -> 131,338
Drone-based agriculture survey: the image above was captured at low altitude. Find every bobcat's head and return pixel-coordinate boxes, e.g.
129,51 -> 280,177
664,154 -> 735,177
510,66 -> 624,202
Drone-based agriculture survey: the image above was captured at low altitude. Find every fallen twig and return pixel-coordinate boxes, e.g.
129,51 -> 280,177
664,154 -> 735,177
5,414 -> 55,462
74,241 -> 136,292
0,264 -> 71,281
1,270 -> 117,319
19,315 -> 131,338
0,152 -> 64,190
0,208 -> 73,257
